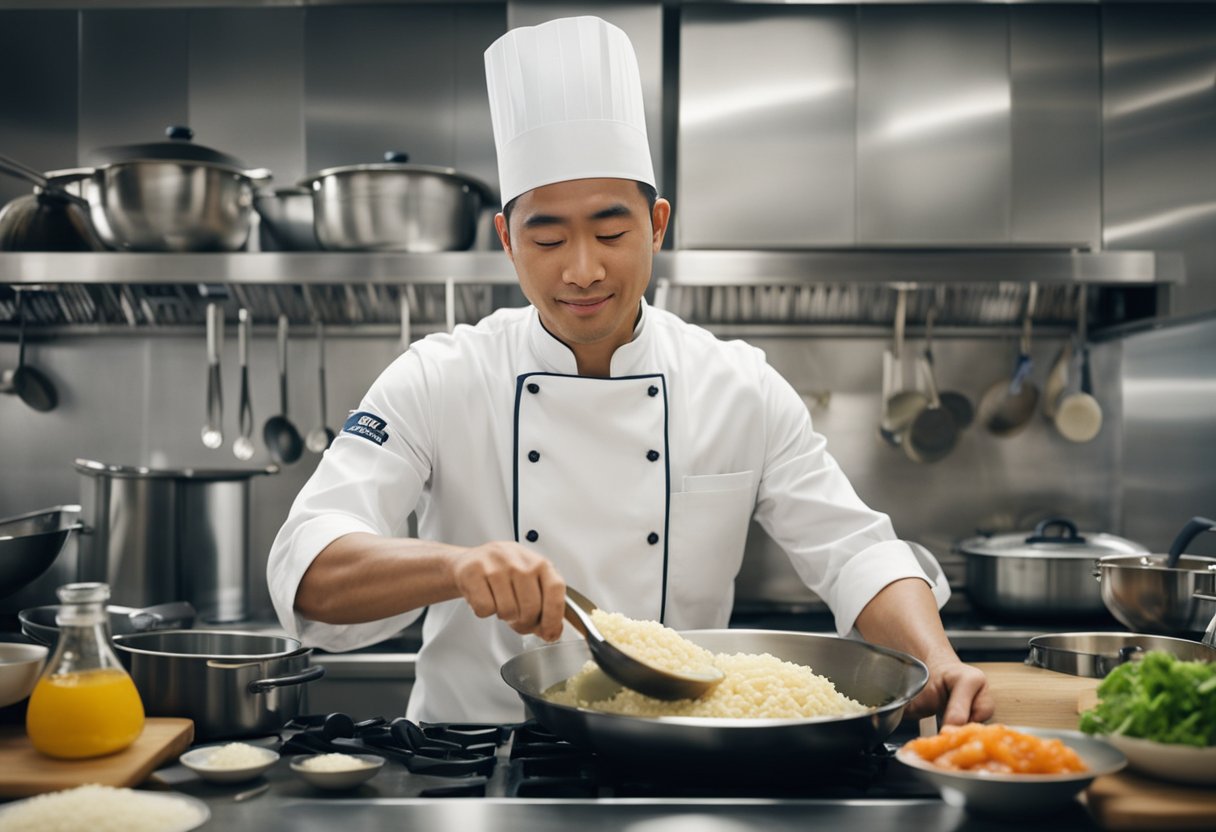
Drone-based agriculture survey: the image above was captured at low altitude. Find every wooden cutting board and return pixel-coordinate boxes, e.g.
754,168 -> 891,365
973,663 -> 1216,830
0,718 -> 193,798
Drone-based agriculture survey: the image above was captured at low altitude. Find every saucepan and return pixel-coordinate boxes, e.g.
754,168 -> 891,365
113,630 -> 324,740
501,630 -> 927,768
1096,516 -> 1216,637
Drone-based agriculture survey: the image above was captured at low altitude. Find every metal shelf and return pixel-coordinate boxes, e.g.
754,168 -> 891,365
0,249 -> 1185,287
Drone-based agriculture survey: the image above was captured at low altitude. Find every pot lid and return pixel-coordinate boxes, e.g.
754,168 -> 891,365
74,458 -> 278,481
956,517 -> 1149,559
85,126 -> 249,171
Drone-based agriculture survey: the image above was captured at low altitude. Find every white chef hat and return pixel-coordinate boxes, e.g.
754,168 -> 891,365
484,16 -> 656,207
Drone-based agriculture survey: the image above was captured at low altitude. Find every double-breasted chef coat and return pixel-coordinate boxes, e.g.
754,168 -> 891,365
267,301 -> 950,723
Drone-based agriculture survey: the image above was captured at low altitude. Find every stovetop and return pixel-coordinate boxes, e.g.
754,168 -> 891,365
279,715 -> 939,801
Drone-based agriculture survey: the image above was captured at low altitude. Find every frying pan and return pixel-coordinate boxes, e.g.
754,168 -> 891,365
501,629 -> 927,767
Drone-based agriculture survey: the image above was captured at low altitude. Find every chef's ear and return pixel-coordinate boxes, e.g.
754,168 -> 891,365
650,198 -> 671,253
494,212 -> 514,261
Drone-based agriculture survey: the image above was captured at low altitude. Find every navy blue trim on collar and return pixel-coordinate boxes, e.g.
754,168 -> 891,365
512,370 -> 671,625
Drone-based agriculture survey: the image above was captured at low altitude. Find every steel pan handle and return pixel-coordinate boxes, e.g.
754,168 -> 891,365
247,664 -> 325,694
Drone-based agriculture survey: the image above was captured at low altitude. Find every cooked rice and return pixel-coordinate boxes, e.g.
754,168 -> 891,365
299,752 -> 369,772
201,742 -> 267,769
548,610 -> 867,719
0,784 -> 204,832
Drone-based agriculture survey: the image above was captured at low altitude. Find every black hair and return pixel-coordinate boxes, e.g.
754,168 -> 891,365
502,181 -> 658,235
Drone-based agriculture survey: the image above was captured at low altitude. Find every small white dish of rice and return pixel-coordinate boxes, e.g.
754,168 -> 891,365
290,753 -> 385,790
0,784 -> 209,832
179,741 -> 279,783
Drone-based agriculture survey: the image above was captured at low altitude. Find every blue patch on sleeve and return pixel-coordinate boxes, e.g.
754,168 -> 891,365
342,411 -> 390,446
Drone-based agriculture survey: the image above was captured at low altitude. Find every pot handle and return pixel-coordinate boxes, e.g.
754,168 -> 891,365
1166,517 -> 1216,568
1025,517 -> 1087,545
247,664 -> 325,694
1097,644 -> 1143,676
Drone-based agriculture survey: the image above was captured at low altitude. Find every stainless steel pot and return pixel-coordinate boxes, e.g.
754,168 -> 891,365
501,630 -> 928,766
955,518 -> 1148,618
1026,632 -> 1216,678
253,186 -> 319,251
302,152 -> 493,252
77,126 -> 271,252
113,630 -> 324,741
1096,516 -> 1216,636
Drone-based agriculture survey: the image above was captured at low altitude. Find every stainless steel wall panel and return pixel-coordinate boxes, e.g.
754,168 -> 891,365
0,11 -> 78,205
303,5 -> 457,176
1103,4 -> 1216,317
453,5 -> 507,202
1119,315 -> 1216,557
677,6 -> 855,248
78,10 -> 189,158
857,6 -> 1011,245
1010,5 -> 1101,249
188,8 -> 306,187
507,2 -> 664,200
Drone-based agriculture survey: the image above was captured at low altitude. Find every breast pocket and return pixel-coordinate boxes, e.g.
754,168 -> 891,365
665,471 -> 756,629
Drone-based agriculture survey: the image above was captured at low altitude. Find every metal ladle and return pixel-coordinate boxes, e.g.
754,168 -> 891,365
232,308 -> 255,461
262,314 -> 303,464
563,587 -> 724,701
1,290 -> 58,412
878,287 -> 927,448
305,321 -> 336,453
978,283 -> 1040,437
905,308 -> 959,464
201,303 -> 224,449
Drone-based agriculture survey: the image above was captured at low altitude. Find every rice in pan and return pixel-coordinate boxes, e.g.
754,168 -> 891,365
547,610 -> 867,719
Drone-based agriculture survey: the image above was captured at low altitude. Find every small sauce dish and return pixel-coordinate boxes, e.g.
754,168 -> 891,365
180,744 -> 280,784
290,753 -> 385,790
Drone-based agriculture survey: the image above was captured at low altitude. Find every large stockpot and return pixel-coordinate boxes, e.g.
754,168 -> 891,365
501,630 -> 928,767
955,518 -> 1148,619
76,126 -> 271,252
75,458 -> 277,623
1096,516 -> 1216,637
113,630 -> 324,741
302,152 -> 494,252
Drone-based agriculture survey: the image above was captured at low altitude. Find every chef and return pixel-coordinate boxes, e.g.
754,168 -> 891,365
268,15 -> 992,726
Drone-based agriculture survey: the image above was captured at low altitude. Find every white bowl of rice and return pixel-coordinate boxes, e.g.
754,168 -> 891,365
290,753 -> 385,790
0,784 -> 208,832
179,741 -> 279,783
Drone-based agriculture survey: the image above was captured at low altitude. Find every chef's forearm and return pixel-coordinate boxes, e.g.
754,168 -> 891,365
294,532 -> 464,624
853,577 -> 959,666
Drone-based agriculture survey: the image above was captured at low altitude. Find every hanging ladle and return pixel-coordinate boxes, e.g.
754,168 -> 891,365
1,290 -> 59,412
563,587 -> 724,701
232,308 -> 256,461
262,314 -> 303,464
305,321 -> 336,453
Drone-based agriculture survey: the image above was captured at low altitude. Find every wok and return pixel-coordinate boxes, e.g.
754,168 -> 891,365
501,629 -> 928,766
0,505 -> 83,600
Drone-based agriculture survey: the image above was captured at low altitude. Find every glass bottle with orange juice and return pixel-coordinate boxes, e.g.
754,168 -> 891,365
26,582 -> 145,758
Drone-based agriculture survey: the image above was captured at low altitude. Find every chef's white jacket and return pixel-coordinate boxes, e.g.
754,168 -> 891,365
268,301 -> 949,723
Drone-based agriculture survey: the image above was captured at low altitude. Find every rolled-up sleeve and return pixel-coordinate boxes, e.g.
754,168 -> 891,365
750,363 -> 950,636
267,349 -> 435,652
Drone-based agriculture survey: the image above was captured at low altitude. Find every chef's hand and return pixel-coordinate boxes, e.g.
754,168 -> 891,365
451,542 -> 567,642
907,656 -> 994,726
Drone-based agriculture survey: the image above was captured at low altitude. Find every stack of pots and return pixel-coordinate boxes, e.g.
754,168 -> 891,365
0,126 -> 270,252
